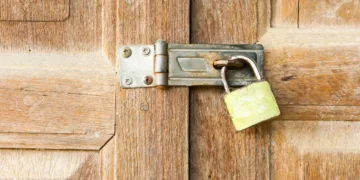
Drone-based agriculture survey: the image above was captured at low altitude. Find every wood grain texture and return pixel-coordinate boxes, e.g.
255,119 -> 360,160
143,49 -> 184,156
0,0 -> 115,149
0,0 -> 102,53
0,0 -> 69,21
261,2 -> 360,179
271,0 -> 299,27
101,137 -> 115,180
116,0 -> 189,179
191,0 -> 257,44
0,133 -> 112,150
299,0 -> 360,28
0,53 -> 114,134
0,149 -> 100,179
0,53 -> 115,149
103,0 -> 117,66
259,28 -> 360,120
190,89 -> 270,180
271,121 -> 360,179
116,88 -> 189,180
279,106 -> 360,121
257,0 -> 271,38
190,0 -> 270,179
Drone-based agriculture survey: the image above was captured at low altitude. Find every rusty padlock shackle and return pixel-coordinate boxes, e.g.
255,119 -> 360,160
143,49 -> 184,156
221,55 -> 263,93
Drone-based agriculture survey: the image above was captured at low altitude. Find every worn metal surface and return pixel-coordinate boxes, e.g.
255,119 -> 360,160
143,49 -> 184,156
154,40 -> 169,86
213,59 -> 246,69
168,43 -> 264,86
121,47 -> 132,58
119,42 -> 264,88
221,55 -> 263,93
119,45 -> 155,88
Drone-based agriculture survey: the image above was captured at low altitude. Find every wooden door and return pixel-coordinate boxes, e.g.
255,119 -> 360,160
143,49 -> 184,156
1,0 -> 359,179
0,0 -> 187,179
191,0 -> 360,179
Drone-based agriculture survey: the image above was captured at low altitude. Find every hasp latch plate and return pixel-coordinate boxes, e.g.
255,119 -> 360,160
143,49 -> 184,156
119,40 -> 264,88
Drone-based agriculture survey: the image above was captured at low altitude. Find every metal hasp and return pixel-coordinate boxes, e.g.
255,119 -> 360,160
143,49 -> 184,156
119,40 -> 264,88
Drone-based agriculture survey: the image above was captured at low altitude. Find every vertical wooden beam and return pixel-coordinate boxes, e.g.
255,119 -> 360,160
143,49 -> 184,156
115,0 -> 189,179
101,138 -> 115,180
271,0 -> 299,27
190,0 -> 270,179
257,0 -> 271,38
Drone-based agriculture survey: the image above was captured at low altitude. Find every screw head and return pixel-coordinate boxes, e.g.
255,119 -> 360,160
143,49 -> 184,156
142,47 -> 150,56
122,76 -> 133,85
143,76 -> 153,85
121,47 -> 132,58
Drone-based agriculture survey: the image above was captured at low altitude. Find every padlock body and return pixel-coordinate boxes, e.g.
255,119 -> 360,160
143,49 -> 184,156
224,81 -> 280,131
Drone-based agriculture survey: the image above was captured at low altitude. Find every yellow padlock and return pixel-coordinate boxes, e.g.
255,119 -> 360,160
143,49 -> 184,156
221,55 -> 280,131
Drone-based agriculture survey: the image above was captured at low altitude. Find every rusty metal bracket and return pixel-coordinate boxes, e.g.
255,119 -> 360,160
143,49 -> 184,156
119,40 -> 264,88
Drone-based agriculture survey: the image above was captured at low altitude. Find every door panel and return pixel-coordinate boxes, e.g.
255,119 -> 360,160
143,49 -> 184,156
0,0 -> 190,178
190,1 -> 270,179
264,0 -> 360,179
115,0 -> 189,179
0,0 -> 115,178
0,0 -> 115,150
272,121 -> 360,179
262,29 -> 360,106
190,0 -> 360,179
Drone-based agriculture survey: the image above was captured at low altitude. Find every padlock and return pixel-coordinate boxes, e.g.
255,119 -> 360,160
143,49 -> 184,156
221,55 -> 280,131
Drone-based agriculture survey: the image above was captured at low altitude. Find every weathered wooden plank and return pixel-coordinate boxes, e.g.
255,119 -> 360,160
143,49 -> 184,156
190,0 -> 270,179
0,0 -> 102,53
259,28 -> 360,120
299,0 -> 360,28
257,0 -> 271,38
0,53 -> 114,134
271,121 -> 360,179
0,0 -> 69,22
116,0 -> 189,179
0,0 -> 115,149
0,52 -> 114,149
0,133 -> 112,150
103,0 -> 117,66
191,0 -> 257,44
279,106 -> 360,121
0,149 -> 100,179
101,137 -> 115,180
271,0 -> 299,27
190,88 -> 271,180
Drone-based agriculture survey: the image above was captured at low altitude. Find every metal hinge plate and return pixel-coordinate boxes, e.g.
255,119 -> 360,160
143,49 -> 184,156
119,40 -> 264,88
